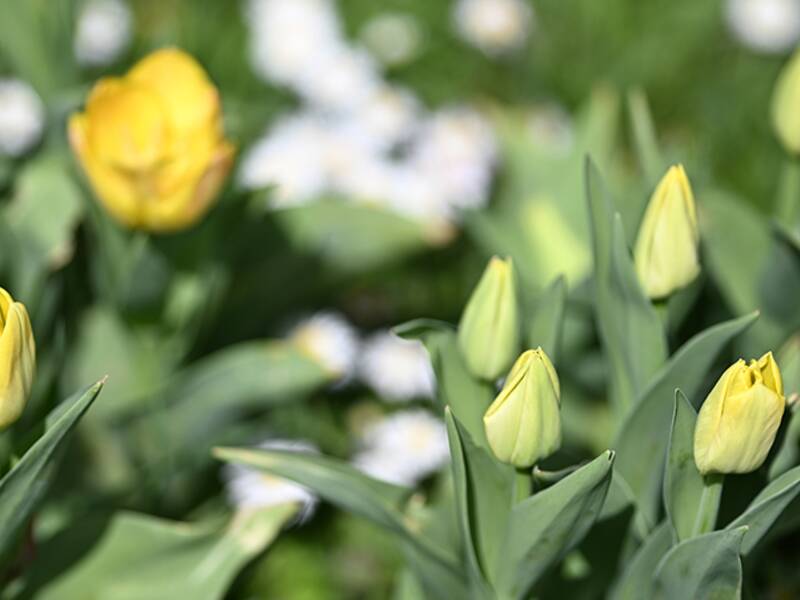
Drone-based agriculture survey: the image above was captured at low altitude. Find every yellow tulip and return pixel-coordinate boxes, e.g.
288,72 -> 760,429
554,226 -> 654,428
772,48 -> 800,155
0,288 -> 35,429
458,256 -> 520,381
694,352 -> 785,475
69,48 -> 235,232
633,165 -> 700,299
483,348 -> 561,468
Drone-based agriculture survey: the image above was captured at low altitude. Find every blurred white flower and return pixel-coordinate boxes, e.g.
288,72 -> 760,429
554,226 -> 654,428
526,103 -> 574,156
238,113 -> 330,205
360,12 -> 423,67
359,331 -> 436,402
725,0 -> 800,54
224,440 -> 318,522
246,0 -> 343,86
289,311 -> 360,378
409,106 -> 497,213
356,85 -> 421,149
0,79 -> 44,157
353,409 -> 449,486
74,0 -> 133,67
454,0 -> 534,55
293,46 -> 381,112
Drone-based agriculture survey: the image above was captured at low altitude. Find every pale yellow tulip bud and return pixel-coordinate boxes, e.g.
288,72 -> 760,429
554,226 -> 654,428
633,165 -> 700,299
0,288 -> 35,429
772,48 -> 800,155
694,352 -> 785,475
458,256 -> 520,381
483,348 -> 561,468
68,47 -> 235,233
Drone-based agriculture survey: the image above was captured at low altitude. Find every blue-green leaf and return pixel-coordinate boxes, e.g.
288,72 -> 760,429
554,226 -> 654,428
610,521 -> 672,600
525,275 -> 567,359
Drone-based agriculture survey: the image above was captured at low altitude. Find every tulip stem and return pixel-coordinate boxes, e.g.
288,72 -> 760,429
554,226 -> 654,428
514,468 -> 532,502
692,473 -> 724,537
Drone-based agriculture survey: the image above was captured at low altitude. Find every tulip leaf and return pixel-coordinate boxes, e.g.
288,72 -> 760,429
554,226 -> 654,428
137,341 -> 329,466
585,158 -> 667,414
726,462 -> 800,555
445,409 -> 513,592
0,380 -> 104,559
525,275 -> 567,360
614,311 -> 758,527
400,322 -> 494,449
627,89 -> 665,189
768,403 -> 800,480
22,506 -> 296,600
212,445 -> 460,576
274,201 -> 435,273
664,390 -> 722,542
609,521 -> 672,600
652,527 -> 746,600
495,450 -> 615,599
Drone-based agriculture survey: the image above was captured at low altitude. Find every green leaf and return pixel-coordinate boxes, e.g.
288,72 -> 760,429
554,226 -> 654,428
769,404 -> 800,480
445,409 -> 513,592
212,445 -> 459,575
495,451 -> 615,599
585,158 -> 667,414
0,380 -> 104,558
614,312 -> 757,527
274,201 -> 437,273
25,507 -> 295,600
664,390 -> 721,542
627,89 -> 665,189
610,521 -> 672,600
653,528 -> 746,600
726,462 -> 800,555
525,275 -> 567,359
401,323 -> 494,448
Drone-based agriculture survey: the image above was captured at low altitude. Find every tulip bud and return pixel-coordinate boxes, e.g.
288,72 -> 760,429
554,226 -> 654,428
633,165 -> 700,299
772,48 -> 800,155
458,256 -> 520,381
694,352 -> 785,475
483,348 -> 561,467
68,47 -> 235,232
0,288 -> 35,429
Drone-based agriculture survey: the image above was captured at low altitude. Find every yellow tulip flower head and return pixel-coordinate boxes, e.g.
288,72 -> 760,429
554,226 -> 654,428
633,165 -> 700,299
483,348 -> 561,468
458,256 -> 520,381
69,48 -> 235,232
694,352 -> 785,475
772,48 -> 800,155
0,288 -> 35,429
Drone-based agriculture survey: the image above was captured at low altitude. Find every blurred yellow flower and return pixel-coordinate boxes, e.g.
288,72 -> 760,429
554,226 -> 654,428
633,164 -> 700,299
458,256 -> 520,381
483,348 -> 561,467
772,48 -> 800,155
0,288 -> 35,429
69,47 -> 235,232
694,352 -> 785,475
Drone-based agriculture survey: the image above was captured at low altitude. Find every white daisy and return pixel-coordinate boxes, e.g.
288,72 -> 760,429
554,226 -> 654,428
725,0 -> 800,54
289,311 -> 360,379
245,0 -> 343,87
74,0 -> 133,67
0,80 -> 44,157
358,331 -> 436,402
453,0 -> 534,56
224,439 -> 318,522
353,410 -> 449,486
359,12 -> 423,67
292,46 -> 381,112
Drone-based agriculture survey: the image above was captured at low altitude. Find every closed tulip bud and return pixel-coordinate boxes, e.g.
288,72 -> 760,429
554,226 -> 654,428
483,348 -> 561,468
68,48 -> 235,233
458,256 -> 520,381
0,288 -> 35,429
633,165 -> 700,299
694,352 -> 785,475
772,48 -> 800,155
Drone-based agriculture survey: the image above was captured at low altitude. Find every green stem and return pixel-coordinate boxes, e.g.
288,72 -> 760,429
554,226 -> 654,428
776,156 -> 800,225
514,468 -> 532,503
692,473 -> 724,537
